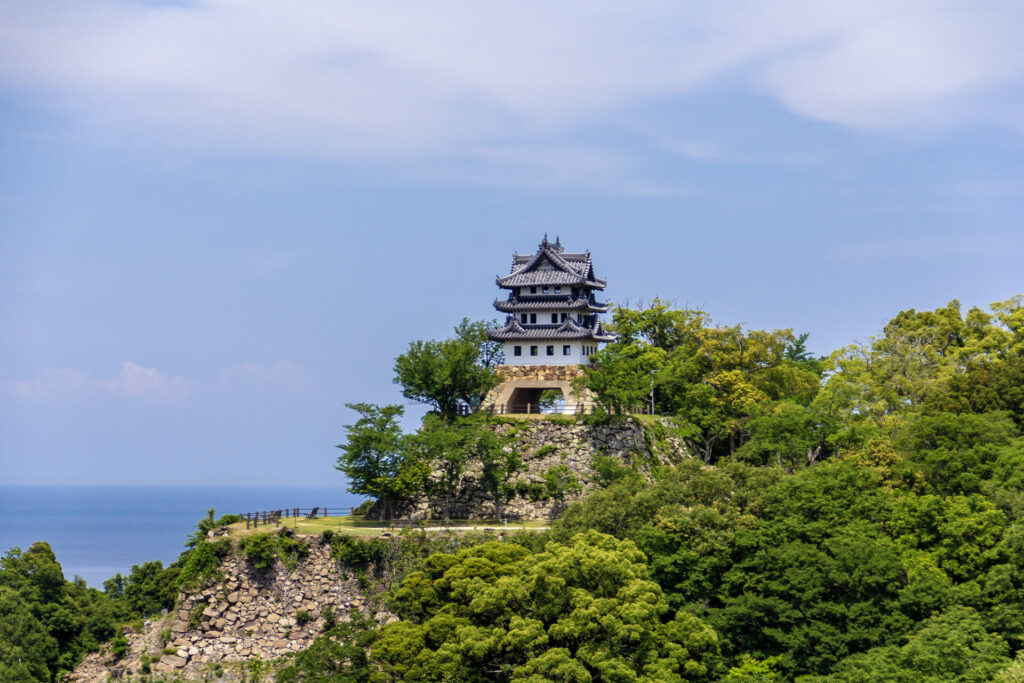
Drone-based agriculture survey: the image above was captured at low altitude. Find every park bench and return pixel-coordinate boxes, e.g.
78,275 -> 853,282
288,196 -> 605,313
305,506 -> 319,519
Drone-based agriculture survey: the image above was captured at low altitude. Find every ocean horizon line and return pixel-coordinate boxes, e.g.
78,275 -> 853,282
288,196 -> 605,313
1,483 -> 349,490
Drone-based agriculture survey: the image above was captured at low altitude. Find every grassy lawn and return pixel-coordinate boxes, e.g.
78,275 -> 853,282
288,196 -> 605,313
226,515 -> 549,538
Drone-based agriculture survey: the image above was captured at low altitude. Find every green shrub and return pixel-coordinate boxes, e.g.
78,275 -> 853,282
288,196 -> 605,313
535,444 -> 559,458
352,500 -> 374,516
109,634 -> 129,660
238,530 -> 310,572
187,604 -> 205,630
240,534 -> 277,570
186,508 -> 242,548
296,609 -> 310,626
591,455 -> 635,487
580,408 -> 622,426
276,529 -> 311,570
321,604 -> 336,631
177,538 -> 232,589
329,534 -> 386,567
515,480 -> 546,502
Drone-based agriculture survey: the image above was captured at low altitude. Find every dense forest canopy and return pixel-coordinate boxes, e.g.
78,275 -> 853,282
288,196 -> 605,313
5,296 -> 1024,682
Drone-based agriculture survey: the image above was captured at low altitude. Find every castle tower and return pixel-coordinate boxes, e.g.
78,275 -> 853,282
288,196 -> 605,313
485,236 -> 615,414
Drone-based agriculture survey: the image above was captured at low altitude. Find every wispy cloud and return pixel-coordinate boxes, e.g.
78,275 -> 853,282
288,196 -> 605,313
4,360 -> 312,402
104,361 -> 190,399
1,0 -> 1020,181
10,362 -> 189,401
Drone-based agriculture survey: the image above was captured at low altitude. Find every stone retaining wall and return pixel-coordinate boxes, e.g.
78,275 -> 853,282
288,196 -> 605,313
69,539 -> 381,682
399,417 -> 689,520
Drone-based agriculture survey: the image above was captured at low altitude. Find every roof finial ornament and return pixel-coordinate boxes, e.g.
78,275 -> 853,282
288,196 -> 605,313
554,235 -> 563,252
541,233 -> 549,249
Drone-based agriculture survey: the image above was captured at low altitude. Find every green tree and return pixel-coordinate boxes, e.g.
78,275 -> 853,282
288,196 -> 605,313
376,532 -> 722,682
408,414 -> 472,522
454,317 -> 505,370
477,430 -> 523,521
812,607 -> 1010,683
393,320 -> 501,419
103,560 -> 178,618
335,403 -> 426,520
737,400 -> 838,469
0,543 -> 120,682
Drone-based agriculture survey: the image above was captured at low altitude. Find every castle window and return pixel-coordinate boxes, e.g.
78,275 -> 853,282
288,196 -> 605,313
530,345 -> 538,356
561,313 -> 567,322
546,345 -> 554,356
530,287 -> 537,294
551,313 -> 558,323
563,345 -> 570,355
520,313 -> 527,323
514,345 -> 522,356
554,287 -> 561,293
530,313 -> 537,324
542,286 -> 549,293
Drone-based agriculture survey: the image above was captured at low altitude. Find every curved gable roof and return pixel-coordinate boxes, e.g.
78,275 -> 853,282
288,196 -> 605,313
496,236 -> 606,289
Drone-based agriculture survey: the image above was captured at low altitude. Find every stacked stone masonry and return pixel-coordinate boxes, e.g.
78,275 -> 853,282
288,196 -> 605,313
482,364 -> 598,414
69,542 -> 382,682
400,417 -> 690,520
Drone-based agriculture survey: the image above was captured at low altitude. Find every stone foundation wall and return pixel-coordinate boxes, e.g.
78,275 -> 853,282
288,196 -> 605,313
495,364 -> 588,383
69,539 -> 383,682
399,417 -> 690,521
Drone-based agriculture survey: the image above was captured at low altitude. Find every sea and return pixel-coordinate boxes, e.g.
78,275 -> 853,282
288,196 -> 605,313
0,486 -> 364,588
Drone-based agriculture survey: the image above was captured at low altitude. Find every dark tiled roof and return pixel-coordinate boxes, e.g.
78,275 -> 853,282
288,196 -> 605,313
487,317 -> 616,342
495,236 -> 606,290
493,295 -> 609,313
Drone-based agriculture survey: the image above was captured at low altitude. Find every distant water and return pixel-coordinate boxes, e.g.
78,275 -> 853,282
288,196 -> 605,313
0,486 -> 364,588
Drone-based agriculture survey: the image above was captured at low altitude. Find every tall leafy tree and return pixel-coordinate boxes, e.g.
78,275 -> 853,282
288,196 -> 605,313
335,403 -> 426,520
393,319 -> 501,419
379,532 -> 722,682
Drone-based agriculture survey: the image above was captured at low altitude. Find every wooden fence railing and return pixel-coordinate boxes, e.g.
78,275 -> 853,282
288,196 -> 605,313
240,507 -> 358,530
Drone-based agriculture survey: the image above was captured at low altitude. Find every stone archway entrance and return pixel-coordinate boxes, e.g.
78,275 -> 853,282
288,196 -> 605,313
504,385 -> 567,414
482,364 -> 596,415
491,379 -> 576,414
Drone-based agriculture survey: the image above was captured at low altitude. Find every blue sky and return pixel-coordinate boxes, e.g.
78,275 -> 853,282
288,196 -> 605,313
1,1 -> 1022,486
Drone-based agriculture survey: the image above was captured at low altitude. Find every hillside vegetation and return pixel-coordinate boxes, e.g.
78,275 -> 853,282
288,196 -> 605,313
4,296 -> 1024,682
303,296 -> 1024,681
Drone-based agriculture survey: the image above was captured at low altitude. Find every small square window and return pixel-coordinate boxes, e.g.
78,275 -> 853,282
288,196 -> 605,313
530,287 -> 537,294
551,314 -> 558,323
546,345 -> 554,356
561,313 -> 567,322
563,345 -> 570,355
514,345 -> 522,356
530,314 -> 537,324
530,346 -> 538,356
542,286 -> 549,293
520,313 -> 527,323
554,287 -> 561,293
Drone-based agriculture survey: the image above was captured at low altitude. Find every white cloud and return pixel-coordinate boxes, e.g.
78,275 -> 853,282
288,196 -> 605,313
13,368 -> 95,400
0,0 -> 1021,170
103,361 -> 190,399
3,360 -> 312,401
758,5 -> 1024,132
